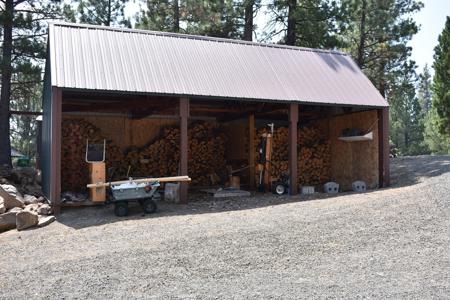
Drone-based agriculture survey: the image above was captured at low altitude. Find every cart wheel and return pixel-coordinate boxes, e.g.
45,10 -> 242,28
275,184 -> 286,195
114,201 -> 129,217
143,198 -> 157,214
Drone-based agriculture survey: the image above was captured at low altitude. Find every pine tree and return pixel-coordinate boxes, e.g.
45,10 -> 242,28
424,107 -> 450,154
339,0 -> 422,98
417,64 -> 432,114
431,16 -> 450,135
389,66 -> 427,155
73,0 -> 131,27
243,0 -> 261,41
0,0 -> 62,166
185,0 -> 243,38
136,0 -> 250,39
135,0 -> 180,32
266,0 -> 340,48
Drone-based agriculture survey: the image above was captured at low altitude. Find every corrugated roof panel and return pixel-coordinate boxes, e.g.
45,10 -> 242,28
48,22 -> 388,107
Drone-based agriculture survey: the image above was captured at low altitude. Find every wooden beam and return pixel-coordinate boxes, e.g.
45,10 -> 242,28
51,87 -> 62,215
378,107 -> 390,187
248,114 -> 255,190
179,97 -> 189,203
288,103 -> 298,195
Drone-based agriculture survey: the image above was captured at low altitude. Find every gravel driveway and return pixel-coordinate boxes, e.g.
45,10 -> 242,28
1,155 -> 450,299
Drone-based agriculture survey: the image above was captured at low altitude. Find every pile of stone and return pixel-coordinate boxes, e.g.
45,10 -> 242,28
0,166 -> 55,233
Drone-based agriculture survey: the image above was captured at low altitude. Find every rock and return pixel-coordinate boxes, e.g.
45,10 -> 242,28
37,196 -> 46,203
1,184 -> 20,197
0,185 -> 24,209
8,207 -> 23,213
0,202 -> 5,214
37,215 -> 56,227
37,203 -> 52,215
23,184 -> 43,197
16,211 -> 38,231
0,211 -> 17,232
23,194 -> 39,205
24,203 -> 40,213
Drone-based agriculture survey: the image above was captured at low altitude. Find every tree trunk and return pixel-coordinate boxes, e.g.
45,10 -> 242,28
286,0 -> 296,45
378,60 -> 386,98
356,0 -> 367,68
243,0 -> 254,41
107,0 -> 111,26
173,0 -> 180,32
0,0 -> 14,167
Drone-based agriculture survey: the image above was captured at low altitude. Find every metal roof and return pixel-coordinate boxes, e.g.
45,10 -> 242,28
48,22 -> 388,107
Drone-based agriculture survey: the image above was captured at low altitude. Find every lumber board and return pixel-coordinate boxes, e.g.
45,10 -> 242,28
87,175 -> 191,188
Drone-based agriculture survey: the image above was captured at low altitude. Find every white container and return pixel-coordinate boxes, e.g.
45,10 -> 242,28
352,180 -> 367,192
323,182 -> 339,194
164,183 -> 180,203
301,186 -> 315,195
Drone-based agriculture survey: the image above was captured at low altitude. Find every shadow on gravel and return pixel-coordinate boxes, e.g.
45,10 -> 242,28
390,155 -> 450,187
57,155 -> 450,230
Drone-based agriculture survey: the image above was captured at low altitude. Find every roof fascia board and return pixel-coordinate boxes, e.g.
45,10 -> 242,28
60,87 -> 388,108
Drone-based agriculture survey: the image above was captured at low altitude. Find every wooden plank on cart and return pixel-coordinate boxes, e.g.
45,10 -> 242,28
87,175 -> 191,188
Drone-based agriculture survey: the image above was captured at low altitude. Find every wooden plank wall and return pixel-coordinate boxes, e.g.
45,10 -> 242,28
317,110 -> 379,190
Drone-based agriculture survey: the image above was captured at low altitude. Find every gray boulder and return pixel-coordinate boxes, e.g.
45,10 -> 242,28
24,203 -> 41,213
37,215 -> 56,227
0,212 -> 17,232
23,194 -> 39,205
8,207 -> 23,213
37,204 -> 52,215
0,185 -> 24,209
16,211 -> 38,231
0,202 -> 5,214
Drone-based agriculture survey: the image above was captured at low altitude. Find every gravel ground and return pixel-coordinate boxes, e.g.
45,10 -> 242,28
1,155 -> 450,299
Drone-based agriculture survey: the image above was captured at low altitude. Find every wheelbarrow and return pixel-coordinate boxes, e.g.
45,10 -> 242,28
109,180 -> 161,217
87,174 -> 191,217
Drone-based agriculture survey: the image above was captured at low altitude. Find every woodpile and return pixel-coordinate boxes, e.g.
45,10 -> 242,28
297,127 -> 331,185
61,119 -> 124,192
61,117 -> 329,191
125,122 -> 227,186
254,126 -> 331,186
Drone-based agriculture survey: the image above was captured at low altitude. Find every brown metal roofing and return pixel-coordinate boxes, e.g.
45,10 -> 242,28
48,22 -> 388,107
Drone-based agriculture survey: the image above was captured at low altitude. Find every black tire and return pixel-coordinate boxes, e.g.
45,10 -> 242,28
142,198 -> 157,214
114,201 -> 129,217
275,184 -> 286,195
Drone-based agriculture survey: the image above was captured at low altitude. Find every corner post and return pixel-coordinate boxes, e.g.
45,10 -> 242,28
51,87 -> 62,215
179,97 -> 189,203
248,114 -> 255,190
378,107 -> 390,187
289,103 -> 298,195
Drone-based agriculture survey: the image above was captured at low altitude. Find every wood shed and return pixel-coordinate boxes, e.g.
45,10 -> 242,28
42,22 -> 389,214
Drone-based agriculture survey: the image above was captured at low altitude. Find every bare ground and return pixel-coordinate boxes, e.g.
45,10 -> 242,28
1,155 -> 450,299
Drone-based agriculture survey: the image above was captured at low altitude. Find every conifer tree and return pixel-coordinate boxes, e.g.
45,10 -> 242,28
431,16 -> 450,135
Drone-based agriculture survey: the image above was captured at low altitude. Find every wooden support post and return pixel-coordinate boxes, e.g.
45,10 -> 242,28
288,103 -> 298,195
51,87 -> 62,215
248,114 -> 255,190
179,97 -> 189,203
378,107 -> 390,187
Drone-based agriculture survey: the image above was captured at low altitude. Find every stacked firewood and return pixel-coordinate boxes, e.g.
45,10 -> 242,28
125,122 -> 227,186
254,126 -> 331,186
61,119 -> 124,192
297,127 -> 331,185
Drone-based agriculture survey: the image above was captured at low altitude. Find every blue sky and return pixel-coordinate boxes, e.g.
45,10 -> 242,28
409,0 -> 450,74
